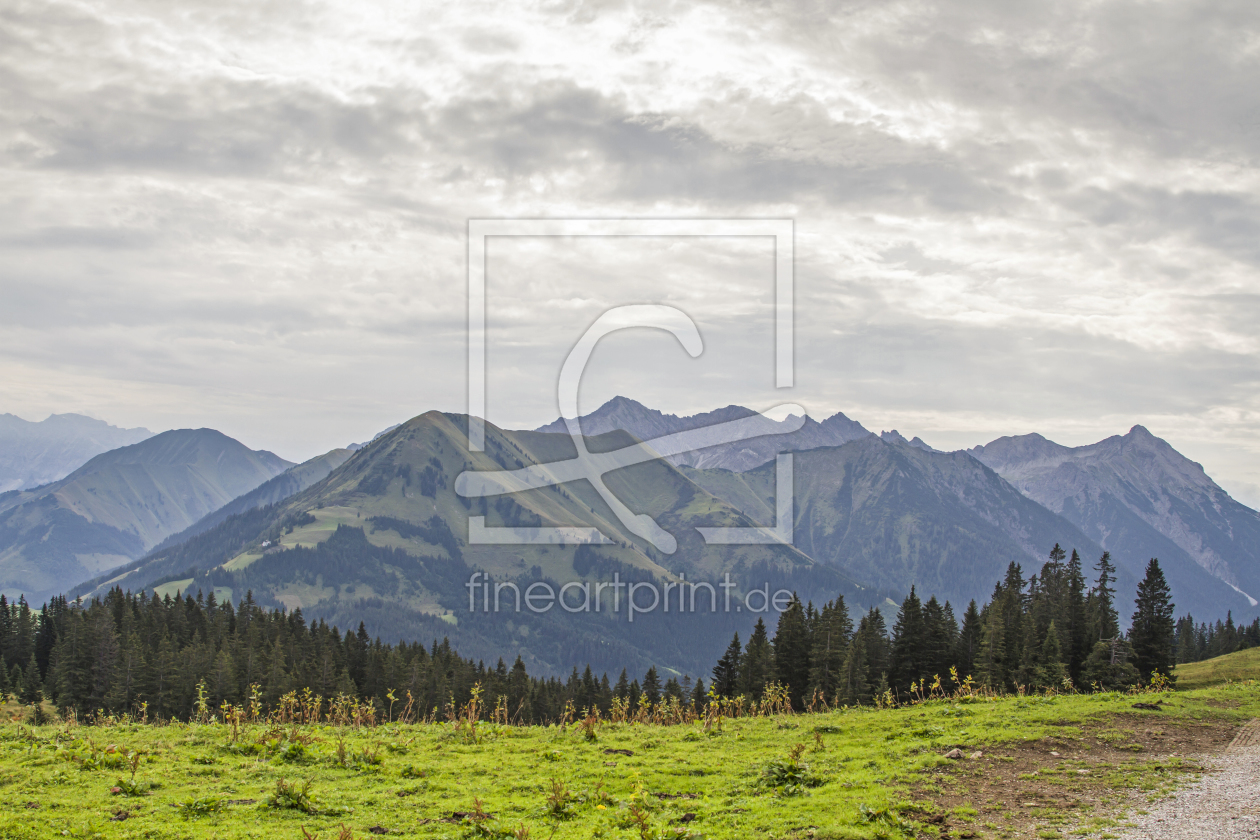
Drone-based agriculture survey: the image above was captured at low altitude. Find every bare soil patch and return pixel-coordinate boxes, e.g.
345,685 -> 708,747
908,710 -> 1242,839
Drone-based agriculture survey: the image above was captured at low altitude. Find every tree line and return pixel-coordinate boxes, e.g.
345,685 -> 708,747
0,545 -> 1253,722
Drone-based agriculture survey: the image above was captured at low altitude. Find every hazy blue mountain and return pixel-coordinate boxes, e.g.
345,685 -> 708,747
0,413 -> 153,492
0,429 -> 291,602
971,426 -> 1260,620
536,396 -> 873,471
879,429 -> 940,452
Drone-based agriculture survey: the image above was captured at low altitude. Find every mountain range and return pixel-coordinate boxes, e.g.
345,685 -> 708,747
971,429 -> 1260,612
0,413 -> 153,492
6,396 -> 1257,676
0,429 -> 291,602
77,411 -> 869,677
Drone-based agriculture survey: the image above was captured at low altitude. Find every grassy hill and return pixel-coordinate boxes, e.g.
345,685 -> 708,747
0,429 -> 291,602
1174,647 -> 1260,689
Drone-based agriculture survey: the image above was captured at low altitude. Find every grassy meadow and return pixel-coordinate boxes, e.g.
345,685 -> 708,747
1,669 -> 1257,840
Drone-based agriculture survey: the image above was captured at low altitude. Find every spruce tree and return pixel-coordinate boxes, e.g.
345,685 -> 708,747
1129,559 -> 1176,683
977,606 -> 1007,690
839,634 -> 870,706
740,619 -> 774,700
641,667 -> 661,706
890,587 -> 926,692
1035,621 -> 1068,689
1065,549 -> 1088,680
955,600 -> 983,679
772,595 -> 811,709
1086,552 -> 1119,642
711,634 -> 742,698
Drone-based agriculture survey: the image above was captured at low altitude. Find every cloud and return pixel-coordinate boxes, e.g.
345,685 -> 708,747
0,0 -> 1257,503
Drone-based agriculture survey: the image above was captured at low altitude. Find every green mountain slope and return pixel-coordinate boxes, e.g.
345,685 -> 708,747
685,435 -> 1119,609
90,412 -> 876,677
0,429 -> 291,601
146,447 -> 356,555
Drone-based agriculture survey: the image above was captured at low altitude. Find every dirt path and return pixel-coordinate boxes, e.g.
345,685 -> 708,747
1108,720 -> 1260,839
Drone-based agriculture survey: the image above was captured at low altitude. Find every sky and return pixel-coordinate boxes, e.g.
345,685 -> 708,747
2,0 -> 1260,506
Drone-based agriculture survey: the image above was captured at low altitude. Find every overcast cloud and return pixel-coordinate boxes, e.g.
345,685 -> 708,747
2,0 -> 1260,505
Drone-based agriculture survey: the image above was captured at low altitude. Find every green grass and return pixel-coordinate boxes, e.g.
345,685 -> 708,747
1,683 -> 1257,839
1174,647 -> 1260,689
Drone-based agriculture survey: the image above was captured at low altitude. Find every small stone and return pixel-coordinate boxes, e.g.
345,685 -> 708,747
944,748 -> 965,760
970,751 -> 984,759
1077,769 -> 1090,775
1050,751 -> 1061,756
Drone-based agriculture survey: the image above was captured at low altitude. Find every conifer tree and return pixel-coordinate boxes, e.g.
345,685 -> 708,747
641,667 -> 661,706
838,633 -> 869,706
1035,621 -> 1068,688
1129,559 -> 1176,683
977,606 -> 1007,690
955,600 -> 983,679
740,618 -> 774,700
711,633 -> 742,698
772,595 -> 811,709
806,598 -> 850,704
1065,550 -> 1088,679
691,678 -> 706,710
1086,552 -> 1119,642
890,587 -> 926,691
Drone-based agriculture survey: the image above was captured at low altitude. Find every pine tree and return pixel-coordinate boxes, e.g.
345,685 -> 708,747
641,667 -> 661,706
772,595 -> 811,709
1129,559 -> 1176,683
740,618 -> 774,700
711,634 -> 742,698
838,634 -> 870,706
1035,621 -> 1068,689
1065,550 -> 1088,680
1083,637 -> 1139,690
977,606 -> 1007,690
890,587 -> 926,692
955,600 -> 983,679
19,652 -> 42,704
806,598 -> 850,705
691,677 -> 706,711
1086,552 -> 1119,642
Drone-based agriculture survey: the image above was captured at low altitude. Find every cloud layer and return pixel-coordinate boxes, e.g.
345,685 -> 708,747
2,0 -> 1259,505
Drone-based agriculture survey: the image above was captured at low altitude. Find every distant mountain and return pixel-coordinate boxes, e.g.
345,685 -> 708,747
971,426 -> 1260,620
536,396 -> 872,471
0,413 -> 153,492
685,434 -> 1118,610
879,430 -> 940,453
0,429 -> 291,602
89,411 -> 875,677
146,448 -> 357,556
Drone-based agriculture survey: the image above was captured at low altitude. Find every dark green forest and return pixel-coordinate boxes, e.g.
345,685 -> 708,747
2,545 -> 1256,723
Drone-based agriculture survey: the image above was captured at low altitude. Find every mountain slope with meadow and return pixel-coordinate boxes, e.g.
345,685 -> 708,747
84,411 -> 873,677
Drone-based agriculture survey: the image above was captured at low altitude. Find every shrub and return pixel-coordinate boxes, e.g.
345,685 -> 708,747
760,743 -> 825,796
